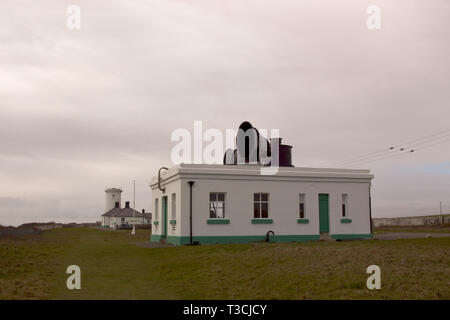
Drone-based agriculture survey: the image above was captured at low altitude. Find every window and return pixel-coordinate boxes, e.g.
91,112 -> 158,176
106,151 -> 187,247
254,193 -> 269,218
171,193 -> 176,220
155,198 -> 159,220
342,194 -> 348,217
209,192 -> 226,218
299,194 -> 305,218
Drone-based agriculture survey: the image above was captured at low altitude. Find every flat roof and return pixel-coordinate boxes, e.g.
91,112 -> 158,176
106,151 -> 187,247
150,164 -> 373,187
105,187 -> 122,192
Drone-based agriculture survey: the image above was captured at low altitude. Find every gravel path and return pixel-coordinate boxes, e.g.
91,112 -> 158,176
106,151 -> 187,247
374,232 -> 450,240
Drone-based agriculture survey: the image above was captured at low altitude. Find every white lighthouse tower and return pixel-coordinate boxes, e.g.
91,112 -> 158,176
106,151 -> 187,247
105,187 -> 123,212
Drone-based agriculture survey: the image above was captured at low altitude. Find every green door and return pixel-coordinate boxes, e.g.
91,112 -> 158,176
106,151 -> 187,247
319,194 -> 329,233
162,196 -> 168,239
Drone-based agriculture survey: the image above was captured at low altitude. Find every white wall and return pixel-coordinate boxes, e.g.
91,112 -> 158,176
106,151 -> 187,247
177,179 -> 370,237
101,216 -> 110,226
151,179 -> 182,237
151,165 -> 372,239
103,216 -> 150,228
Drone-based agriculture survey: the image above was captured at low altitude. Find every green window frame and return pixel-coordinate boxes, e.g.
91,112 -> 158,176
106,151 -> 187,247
251,218 -> 273,224
207,219 -> 230,224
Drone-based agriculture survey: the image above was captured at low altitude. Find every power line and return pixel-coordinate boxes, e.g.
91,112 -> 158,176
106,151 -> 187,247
348,149 -> 415,167
323,147 -> 394,167
349,136 -> 450,167
324,128 -> 450,168
395,129 -> 450,149
413,137 -> 450,152
347,137 -> 450,167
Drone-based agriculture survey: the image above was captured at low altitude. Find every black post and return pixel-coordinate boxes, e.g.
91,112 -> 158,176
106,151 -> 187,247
369,184 -> 373,234
188,181 -> 195,245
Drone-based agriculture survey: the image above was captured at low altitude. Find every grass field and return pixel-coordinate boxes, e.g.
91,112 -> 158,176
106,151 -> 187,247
1,227 -> 449,300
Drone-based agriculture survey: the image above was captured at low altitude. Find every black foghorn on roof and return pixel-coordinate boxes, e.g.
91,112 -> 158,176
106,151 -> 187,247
223,121 -> 293,167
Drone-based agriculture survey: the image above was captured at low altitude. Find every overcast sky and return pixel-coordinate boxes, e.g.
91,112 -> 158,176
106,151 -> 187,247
1,0 -> 449,226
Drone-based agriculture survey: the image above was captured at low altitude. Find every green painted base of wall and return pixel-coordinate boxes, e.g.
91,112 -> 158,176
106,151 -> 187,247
150,234 -> 162,242
331,234 -> 373,240
152,233 -> 372,245
164,234 -> 320,245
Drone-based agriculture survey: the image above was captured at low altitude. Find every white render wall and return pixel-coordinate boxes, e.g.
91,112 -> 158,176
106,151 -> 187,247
101,216 -> 110,227
151,178 -> 182,237
102,216 -> 150,228
150,164 -> 373,239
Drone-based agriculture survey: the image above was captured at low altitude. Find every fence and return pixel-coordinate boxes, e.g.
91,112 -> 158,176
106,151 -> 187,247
373,214 -> 450,228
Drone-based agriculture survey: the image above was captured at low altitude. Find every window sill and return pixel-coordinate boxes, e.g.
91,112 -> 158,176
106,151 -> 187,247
297,219 -> 309,224
207,219 -> 230,224
169,220 -> 176,225
251,219 -> 273,224
341,218 -> 352,223
153,221 -> 159,225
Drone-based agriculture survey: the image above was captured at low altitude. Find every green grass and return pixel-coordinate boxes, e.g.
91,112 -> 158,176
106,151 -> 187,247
1,228 -> 449,299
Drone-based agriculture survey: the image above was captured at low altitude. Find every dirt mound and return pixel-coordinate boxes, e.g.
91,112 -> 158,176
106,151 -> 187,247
0,225 -> 41,238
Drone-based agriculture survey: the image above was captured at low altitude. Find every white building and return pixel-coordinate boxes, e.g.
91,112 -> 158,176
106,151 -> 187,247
150,122 -> 374,245
101,188 -> 151,228
150,165 -> 373,245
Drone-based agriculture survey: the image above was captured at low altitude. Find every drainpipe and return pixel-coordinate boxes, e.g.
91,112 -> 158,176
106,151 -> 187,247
188,181 -> 195,245
369,183 -> 373,234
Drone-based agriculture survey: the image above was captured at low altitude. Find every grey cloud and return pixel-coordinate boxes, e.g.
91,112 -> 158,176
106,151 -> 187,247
0,0 -> 450,225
